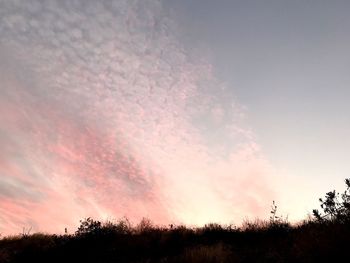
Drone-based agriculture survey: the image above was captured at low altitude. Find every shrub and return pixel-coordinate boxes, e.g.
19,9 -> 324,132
136,217 -> 154,233
102,217 -> 132,235
75,217 -> 102,236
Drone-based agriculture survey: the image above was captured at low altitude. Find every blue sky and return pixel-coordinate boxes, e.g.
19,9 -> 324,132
165,0 -> 350,187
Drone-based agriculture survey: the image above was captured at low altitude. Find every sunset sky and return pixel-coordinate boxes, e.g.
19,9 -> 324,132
1,0 -> 350,235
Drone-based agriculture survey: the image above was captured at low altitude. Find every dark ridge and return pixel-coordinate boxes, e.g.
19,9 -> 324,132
1,178 -> 350,263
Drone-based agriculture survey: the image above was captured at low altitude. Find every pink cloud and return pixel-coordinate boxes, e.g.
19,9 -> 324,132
0,0 -> 292,236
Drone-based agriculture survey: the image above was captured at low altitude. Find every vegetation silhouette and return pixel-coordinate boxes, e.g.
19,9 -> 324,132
1,179 -> 350,262
312,178 -> 350,222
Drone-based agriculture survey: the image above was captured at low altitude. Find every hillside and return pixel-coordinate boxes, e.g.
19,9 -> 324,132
1,179 -> 350,263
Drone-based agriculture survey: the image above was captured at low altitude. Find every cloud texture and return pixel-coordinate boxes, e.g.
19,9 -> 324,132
0,0 -> 280,235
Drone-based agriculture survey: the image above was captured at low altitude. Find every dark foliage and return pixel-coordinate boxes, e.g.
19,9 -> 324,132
1,179 -> 350,263
75,217 -> 102,236
313,178 -> 350,222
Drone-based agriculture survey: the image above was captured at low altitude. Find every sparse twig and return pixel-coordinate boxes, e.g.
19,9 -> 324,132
22,226 -> 32,237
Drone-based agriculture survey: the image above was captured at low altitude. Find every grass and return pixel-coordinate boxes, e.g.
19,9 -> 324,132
0,218 -> 349,263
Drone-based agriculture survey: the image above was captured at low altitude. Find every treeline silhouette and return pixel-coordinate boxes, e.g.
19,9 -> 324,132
1,179 -> 350,263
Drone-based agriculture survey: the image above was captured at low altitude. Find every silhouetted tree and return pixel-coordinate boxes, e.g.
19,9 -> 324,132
313,178 -> 350,222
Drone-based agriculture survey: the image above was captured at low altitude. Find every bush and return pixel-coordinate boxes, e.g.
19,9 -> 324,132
75,217 -> 102,236
136,217 -> 154,233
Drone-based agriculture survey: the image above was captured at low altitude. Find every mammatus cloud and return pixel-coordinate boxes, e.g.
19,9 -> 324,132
0,0 -> 288,235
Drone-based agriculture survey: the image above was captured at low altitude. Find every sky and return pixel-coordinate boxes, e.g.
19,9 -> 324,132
1,0 -> 349,235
